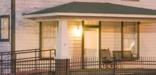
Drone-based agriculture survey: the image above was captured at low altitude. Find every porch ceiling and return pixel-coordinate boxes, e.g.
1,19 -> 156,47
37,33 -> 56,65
24,2 -> 156,19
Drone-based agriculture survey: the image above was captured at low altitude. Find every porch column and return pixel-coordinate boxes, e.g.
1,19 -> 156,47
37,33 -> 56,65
55,19 -> 69,75
56,19 -> 69,59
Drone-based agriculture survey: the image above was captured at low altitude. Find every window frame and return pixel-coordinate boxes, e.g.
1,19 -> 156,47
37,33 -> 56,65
100,21 -> 139,61
122,22 -> 139,60
121,21 -> 140,61
39,21 -> 57,60
0,15 -> 10,42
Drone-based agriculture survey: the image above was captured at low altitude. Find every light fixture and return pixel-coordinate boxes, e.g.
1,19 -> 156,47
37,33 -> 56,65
72,25 -> 82,37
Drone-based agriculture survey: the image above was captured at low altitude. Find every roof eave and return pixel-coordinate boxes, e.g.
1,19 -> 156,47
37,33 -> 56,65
23,12 -> 156,19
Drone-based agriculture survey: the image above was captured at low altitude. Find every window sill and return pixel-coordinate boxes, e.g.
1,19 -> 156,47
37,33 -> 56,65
0,39 -> 9,42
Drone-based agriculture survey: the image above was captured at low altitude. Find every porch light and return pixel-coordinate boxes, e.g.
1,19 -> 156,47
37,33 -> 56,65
72,25 -> 82,37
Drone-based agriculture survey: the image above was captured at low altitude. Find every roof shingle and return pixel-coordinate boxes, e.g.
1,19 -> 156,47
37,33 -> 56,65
26,2 -> 156,15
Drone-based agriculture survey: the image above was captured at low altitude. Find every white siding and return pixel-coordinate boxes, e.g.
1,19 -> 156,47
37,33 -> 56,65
0,0 -> 11,15
0,0 -> 11,52
140,22 -> 156,57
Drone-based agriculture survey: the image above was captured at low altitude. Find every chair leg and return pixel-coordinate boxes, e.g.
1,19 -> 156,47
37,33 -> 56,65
106,64 -> 109,69
102,64 -> 104,68
103,64 -> 106,69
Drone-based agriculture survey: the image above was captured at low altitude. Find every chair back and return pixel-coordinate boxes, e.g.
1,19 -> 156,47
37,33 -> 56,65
101,48 -> 111,61
123,51 -> 133,61
113,51 -> 133,61
113,51 -> 122,61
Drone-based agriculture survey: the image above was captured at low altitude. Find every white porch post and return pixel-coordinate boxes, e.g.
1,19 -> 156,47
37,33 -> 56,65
56,19 -> 69,59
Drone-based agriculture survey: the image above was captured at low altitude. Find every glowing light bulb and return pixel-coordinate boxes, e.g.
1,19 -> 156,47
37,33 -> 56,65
72,26 -> 82,37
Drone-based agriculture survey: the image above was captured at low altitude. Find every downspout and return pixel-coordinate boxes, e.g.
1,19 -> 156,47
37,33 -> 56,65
11,0 -> 16,74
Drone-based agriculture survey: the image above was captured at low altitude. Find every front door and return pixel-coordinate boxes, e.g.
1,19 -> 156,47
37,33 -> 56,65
84,27 -> 99,68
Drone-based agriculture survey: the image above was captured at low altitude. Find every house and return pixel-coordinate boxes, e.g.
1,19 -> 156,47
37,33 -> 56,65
1,0 -> 156,75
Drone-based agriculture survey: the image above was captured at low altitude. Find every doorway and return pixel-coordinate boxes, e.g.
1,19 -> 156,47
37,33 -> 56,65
84,27 -> 99,68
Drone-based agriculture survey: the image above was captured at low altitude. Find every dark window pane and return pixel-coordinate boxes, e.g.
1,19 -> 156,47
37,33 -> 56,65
0,16 -> 10,41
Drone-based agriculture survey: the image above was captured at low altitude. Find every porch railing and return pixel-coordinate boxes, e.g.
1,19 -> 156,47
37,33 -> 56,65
1,49 -> 156,75
0,49 -> 55,75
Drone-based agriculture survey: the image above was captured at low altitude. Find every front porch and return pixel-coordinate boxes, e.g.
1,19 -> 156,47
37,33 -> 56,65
37,19 -> 141,66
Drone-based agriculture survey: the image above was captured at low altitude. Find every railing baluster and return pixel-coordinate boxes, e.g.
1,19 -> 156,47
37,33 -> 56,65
35,49 -> 37,70
0,52 -> 3,75
49,50 -> 52,74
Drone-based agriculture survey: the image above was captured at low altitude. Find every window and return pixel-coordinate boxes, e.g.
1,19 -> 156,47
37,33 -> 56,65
123,22 -> 138,59
40,21 -> 58,59
0,15 -> 10,41
101,22 -> 139,61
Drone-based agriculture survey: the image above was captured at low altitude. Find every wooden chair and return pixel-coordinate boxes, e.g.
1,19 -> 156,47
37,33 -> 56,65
112,51 -> 135,70
101,48 -> 113,69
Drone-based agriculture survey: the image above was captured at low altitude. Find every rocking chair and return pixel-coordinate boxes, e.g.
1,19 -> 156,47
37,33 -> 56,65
101,48 -> 113,69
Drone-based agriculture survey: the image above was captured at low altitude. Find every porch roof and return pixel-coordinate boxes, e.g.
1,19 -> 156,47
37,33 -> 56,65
24,2 -> 156,19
